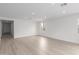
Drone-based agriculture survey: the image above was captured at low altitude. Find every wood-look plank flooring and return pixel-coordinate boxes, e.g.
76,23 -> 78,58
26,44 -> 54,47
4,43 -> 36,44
0,35 -> 79,55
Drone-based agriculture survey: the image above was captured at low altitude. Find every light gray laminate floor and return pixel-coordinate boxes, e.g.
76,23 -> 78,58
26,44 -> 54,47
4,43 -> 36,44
0,35 -> 79,55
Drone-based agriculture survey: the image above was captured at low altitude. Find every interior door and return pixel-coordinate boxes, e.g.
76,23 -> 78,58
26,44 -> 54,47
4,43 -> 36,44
2,22 -> 11,35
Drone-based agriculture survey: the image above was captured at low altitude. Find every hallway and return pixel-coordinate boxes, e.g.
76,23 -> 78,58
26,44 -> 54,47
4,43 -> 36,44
0,35 -> 79,55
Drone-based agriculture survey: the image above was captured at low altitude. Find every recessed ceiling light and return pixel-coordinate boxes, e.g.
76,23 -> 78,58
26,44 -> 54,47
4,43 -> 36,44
51,3 -> 56,5
62,10 -> 66,14
45,16 -> 47,19
32,12 -> 36,15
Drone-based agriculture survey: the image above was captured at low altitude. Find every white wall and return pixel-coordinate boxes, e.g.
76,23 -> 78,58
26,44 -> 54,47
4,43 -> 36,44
37,14 -> 79,43
14,19 -> 36,38
0,18 -> 37,39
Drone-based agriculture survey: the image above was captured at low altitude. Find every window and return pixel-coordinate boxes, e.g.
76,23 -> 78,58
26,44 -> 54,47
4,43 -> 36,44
40,21 -> 45,31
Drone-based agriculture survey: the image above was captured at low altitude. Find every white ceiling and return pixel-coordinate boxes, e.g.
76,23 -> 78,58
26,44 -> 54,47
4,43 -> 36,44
0,3 -> 79,21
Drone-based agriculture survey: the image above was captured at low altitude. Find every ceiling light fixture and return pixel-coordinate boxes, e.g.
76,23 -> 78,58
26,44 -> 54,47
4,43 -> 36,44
60,3 -> 68,7
62,10 -> 66,14
51,3 -> 56,5
32,12 -> 36,15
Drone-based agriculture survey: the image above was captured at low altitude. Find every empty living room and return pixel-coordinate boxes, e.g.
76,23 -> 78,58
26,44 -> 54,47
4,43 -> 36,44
0,3 -> 79,55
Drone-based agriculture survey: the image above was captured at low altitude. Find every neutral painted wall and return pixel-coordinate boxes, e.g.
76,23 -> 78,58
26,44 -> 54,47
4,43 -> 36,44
37,14 -> 79,43
0,18 -> 37,39
14,19 -> 36,38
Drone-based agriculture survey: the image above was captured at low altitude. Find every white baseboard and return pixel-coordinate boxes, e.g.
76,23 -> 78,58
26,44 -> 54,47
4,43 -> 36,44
37,35 -> 79,44
14,35 -> 37,39
13,34 -> 79,44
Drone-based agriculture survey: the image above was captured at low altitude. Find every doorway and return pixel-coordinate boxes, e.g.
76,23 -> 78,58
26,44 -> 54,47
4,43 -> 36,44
1,20 -> 14,39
